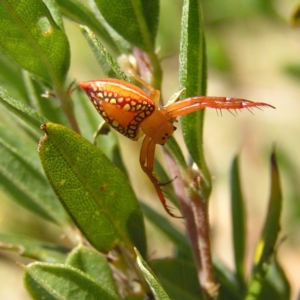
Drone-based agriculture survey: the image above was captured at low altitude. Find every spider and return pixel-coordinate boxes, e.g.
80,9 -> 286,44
80,75 -> 274,218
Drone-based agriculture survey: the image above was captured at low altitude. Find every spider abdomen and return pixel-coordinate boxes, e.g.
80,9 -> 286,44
80,79 -> 155,139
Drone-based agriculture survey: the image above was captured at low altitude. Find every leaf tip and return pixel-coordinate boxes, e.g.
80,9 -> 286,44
40,123 -> 49,134
38,123 -> 51,152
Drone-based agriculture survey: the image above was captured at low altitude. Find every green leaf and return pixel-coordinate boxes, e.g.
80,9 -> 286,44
165,136 -> 188,172
258,257 -> 290,300
80,25 -> 128,80
94,0 -> 159,52
43,0 -> 65,31
0,234 -> 68,263
179,0 -> 210,188
66,245 -> 117,294
0,124 -> 69,225
23,72 -> 69,126
135,249 -> 171,300
93,124 -> 128,176
140,203 -> 190,257
151,258 -> 202,300
0,87 -> 47,130
38,122 -> 146,256
55,0 -> 120,53
246,150 -> 282,299
0,51 -> 28,101
230,156 -> 246,288
216,266 -> 242,300
24,262 -> 119,300
0,0 -> 70,84
213,257 -> 241,300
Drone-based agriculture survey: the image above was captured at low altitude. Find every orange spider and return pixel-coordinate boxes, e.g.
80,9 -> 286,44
80,75 -> 274,218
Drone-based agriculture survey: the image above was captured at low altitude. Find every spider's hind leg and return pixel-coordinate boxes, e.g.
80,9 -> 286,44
127,73 -> 161,106
139,136 -> 182,218
158,176 -> 178,186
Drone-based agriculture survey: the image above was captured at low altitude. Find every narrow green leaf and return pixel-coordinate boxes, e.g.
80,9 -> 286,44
0,0 -> 70,84
0,234 -> 68,263
94,0 -> 159,52
165,136 -> 188,172
246,150 -> 282,299
179,0 -> 210,187
151,258 -> 202,300
213,257 -> 241,300
0,125 -> 69,225
0,87 -> 47,129
140,203 -> 190,256
38,122 -> 146,256
258,257 -> 291,300
135,248 -> 171,300
230,156 -> 246,288
80,25 -> 128,80
43,0 -> 65,31
94,126 -> 128,176
66,245 -> 117,294
55,0 -> 120,53
23,71 -> 69,126
24,262 -> 119,300
0,51 -> 28,101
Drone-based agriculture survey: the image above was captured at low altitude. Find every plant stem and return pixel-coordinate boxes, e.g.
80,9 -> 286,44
190,191 -> 219,300
55,85 -> 81,134
165,150 -> 219,299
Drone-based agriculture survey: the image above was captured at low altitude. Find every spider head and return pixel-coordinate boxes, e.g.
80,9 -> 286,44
141,111 -> 176,145
154,122 -> 176,146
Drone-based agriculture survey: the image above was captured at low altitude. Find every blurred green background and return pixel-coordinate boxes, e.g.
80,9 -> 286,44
1,0 -> 300,298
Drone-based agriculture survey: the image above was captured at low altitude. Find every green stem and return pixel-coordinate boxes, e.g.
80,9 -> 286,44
55,84 -> 80,134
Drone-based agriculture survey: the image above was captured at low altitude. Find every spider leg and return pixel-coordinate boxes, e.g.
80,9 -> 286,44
158,176 -> 178,186
127,73 -> 161,106
163,96 -> 275,119
140,136 -> 182,218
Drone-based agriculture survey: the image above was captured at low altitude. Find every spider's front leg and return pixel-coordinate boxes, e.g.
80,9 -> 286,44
140,135 -> 181,218
164,96 -> 275,119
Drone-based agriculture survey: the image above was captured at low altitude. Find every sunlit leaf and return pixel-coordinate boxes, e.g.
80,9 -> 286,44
24,262 -> 119,300
258,257 -> 291,300
56,0 -> 120,53
94,0 -> 159,52
179,0 -> 211,194
135,248 -> 171,300
0,234 -> 68,263
0,87 -> 47,130
151,258 -> 202,300
0,0 -> 70,84
0,124 -> 69,225
38,122 -> 146,256
66,245 -> 117,294
80,25 -> 128,80
230,156 -> 246,288
246,150 -> 283,299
